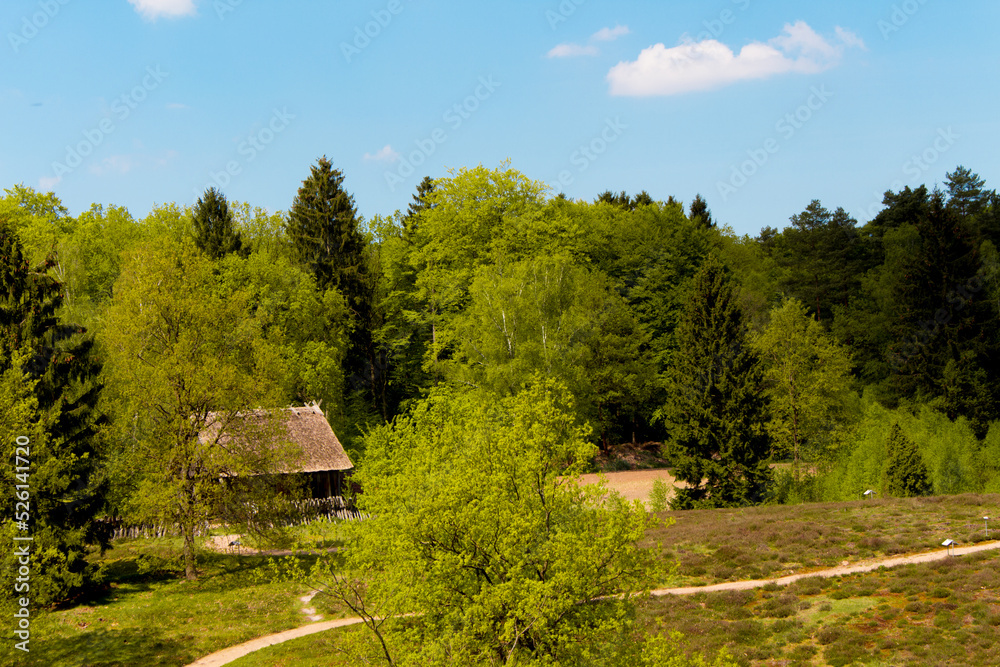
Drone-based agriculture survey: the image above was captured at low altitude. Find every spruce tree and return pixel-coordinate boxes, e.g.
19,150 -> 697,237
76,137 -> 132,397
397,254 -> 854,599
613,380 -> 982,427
0,219 -> 107,606
882,423 -> 931,497
403,175 -> 435,237
287,157 -> 374,419
287,156 -> 367,303
688,194 -> 714,229
661,256 -> 771,508
192,187 -> 244,260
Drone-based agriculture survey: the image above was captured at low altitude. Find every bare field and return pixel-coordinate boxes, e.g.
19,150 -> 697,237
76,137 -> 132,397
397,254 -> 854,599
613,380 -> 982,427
579,469 -> 678,506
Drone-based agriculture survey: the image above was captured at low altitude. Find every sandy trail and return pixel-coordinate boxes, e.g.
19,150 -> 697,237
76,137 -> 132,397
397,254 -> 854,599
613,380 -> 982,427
185,538 -> 1000,667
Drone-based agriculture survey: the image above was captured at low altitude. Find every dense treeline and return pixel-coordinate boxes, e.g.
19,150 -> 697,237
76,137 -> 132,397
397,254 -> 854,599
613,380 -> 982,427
3,160 -> 1000,603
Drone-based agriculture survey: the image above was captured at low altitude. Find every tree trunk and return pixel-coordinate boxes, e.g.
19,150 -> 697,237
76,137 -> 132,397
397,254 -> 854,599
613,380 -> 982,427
182,481 -> 198,580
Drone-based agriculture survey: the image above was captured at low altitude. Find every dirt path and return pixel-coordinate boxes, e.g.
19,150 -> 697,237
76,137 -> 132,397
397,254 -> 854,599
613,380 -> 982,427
650,539 -> 1000,596
185,539 -> 1000,667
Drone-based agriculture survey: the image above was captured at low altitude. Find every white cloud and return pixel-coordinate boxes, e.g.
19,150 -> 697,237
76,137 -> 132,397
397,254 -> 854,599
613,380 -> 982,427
547,43 -> 600,58
548,24 -> 630,58
167,102 -> 189,110
127,0 -> 197,21
592,25 -> 630,42
38,175 -> 61,190
88,154 -> 137,176
363,144 -> 400,164
607,21 -> 864,96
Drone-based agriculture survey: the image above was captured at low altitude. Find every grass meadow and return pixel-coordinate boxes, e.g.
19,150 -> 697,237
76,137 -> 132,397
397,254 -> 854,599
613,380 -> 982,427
21,494 -> 1000,666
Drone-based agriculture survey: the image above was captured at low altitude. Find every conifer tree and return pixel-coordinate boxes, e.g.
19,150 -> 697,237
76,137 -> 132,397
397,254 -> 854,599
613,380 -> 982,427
403,175 -> 435,237
287,157 -> 375,419
882,423 -> 931,497
0,219 -> 106,605
660,256 -> 771,508
287,156 -> 367,304
192,187 -> 244,260
688,194 -> 714,229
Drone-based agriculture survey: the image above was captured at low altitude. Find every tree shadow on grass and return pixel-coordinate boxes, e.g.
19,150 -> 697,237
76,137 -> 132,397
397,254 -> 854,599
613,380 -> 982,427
24,625 -> 197,667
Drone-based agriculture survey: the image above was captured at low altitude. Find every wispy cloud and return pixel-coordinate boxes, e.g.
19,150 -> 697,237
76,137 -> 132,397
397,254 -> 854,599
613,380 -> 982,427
127,0 -> 197,21
547,43 -> 599,58
363,144 -> 400,164
167,102 -> 189,110
592,25 -> 630,42
607,21 -> 864,96
548,24 -> 630,59
89,154 -> 137,176
38,175 -> 61,191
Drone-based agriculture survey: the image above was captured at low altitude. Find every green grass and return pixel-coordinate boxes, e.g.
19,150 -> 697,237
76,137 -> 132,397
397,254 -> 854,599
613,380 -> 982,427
24,535 -> 349,667
227,625 -> 365,667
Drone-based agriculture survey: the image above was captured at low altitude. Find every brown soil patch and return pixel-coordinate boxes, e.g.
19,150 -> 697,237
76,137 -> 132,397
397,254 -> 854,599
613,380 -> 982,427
579,469 -> 678,507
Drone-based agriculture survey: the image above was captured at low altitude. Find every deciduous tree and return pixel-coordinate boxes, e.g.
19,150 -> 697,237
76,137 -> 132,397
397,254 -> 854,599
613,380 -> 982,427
100,241 -> 290,579
320,379 -> 658,665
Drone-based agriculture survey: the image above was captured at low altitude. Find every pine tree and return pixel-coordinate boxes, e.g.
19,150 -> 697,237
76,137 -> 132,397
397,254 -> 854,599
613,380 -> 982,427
688,194 -> 714,229
403,175 -> 435,237
0,219 -> 107,605
287,157 -> 375,420
882,423 -> 931,497
633,190 -> 654,208
288,156 -> 368,303
192,187 -> 244,260
945,166 -> 988,218
660,256 -> 772,508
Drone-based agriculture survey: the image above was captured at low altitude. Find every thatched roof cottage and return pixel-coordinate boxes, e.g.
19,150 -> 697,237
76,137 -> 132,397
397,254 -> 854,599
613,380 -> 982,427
199,402 -> 353,498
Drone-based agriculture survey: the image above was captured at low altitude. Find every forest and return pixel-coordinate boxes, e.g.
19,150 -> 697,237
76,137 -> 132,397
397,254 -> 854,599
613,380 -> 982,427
3,159 -> 1000,660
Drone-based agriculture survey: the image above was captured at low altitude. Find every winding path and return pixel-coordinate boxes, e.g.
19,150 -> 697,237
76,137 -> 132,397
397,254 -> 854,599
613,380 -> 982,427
185,540 -> 1000,667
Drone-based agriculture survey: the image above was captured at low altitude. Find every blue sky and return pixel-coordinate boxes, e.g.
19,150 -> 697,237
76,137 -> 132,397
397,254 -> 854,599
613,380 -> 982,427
2,0 -> 997,236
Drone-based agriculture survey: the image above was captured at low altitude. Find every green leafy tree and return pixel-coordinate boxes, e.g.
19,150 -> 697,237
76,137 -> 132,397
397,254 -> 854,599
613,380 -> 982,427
659,257 -> 772,508
192,187 -> 245,260
0,219 -> 107,606
215,247 -> 350,421
450,255 -> 654,448
318,379 -> 659,665
402,163 -> 553,373
882,423 -> 931,497
755,298 -> 855,466
100,241 -> 290,580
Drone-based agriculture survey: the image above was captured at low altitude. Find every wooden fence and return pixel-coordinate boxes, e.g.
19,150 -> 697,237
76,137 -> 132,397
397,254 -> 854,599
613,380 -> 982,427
96,496 -> 364,540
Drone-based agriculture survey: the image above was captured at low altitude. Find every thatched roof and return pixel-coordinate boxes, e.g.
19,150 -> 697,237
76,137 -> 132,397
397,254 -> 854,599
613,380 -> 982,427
199,402 -> 353,473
